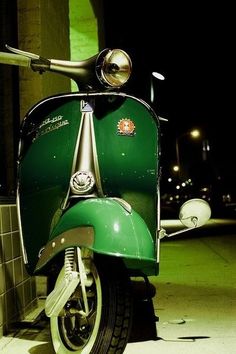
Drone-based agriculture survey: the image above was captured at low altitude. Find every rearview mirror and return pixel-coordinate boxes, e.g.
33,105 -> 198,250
179,198 -> 211,228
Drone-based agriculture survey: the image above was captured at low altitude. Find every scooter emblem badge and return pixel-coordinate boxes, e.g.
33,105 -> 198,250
117,118 -> 136,136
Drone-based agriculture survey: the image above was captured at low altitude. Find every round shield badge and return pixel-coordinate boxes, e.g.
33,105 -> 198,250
117,118 -> 136,136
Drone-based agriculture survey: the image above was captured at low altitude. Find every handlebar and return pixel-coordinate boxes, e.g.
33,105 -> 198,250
0,45 -> 132,91
0,51 -> 30,67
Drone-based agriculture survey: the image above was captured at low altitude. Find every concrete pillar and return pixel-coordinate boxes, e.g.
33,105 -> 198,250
17,0 -> 71,118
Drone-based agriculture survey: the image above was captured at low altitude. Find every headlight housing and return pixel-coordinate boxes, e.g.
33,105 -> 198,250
96,49 -> 132,88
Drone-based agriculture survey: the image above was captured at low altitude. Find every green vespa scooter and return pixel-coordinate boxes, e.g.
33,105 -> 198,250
0,45 -> 211,354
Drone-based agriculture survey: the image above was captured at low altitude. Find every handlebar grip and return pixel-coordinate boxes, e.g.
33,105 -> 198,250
0,52 -> 30,67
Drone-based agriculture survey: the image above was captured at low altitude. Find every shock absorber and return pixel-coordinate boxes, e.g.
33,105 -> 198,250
45,247 -> 80,317
64,247 -> 75,275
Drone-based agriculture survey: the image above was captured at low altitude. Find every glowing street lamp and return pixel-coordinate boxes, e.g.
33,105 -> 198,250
172,165 -> 180,173
175,129 -> 201,179
190,129 -> 200,138
150,71 -> 165,103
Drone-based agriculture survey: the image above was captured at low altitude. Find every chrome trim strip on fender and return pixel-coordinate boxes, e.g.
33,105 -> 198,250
35,226 -> 94,272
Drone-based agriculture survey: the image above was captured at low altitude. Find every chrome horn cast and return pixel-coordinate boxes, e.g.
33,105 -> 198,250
70,171 -> 95,195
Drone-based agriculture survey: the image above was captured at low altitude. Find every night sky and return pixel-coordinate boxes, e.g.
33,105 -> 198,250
103,1 -> 234,185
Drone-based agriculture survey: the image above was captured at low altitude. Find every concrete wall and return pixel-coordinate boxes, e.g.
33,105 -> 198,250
0,204 -> 37,337
0,0 -> 71,339
17,0 -> 71,118
69,0 -> 104,91
0,0 -> 102,340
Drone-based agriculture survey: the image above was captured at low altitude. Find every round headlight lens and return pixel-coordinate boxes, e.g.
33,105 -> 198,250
96,49 -> 132,88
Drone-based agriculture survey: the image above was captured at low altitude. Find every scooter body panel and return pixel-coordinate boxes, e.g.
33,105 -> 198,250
94,95 -> 159,238
18,98 -> 82,274
17,92 -> 160,274
35,198 -> 157,275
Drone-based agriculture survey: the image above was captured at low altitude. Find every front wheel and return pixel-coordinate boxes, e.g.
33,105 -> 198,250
50,254 -> 133,354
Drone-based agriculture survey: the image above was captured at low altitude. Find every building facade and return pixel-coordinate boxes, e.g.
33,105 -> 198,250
0,0 -> 101,338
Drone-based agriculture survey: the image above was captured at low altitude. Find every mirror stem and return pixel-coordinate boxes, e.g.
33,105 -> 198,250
161,225 -> 197,239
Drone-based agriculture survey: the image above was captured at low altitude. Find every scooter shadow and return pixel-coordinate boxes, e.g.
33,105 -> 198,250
129,279 -> 159,343
29,342 -> 54,354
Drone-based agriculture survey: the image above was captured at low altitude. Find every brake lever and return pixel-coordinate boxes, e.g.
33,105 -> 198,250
6,44 -> 41,60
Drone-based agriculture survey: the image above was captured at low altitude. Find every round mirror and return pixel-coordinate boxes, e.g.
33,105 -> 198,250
179,198 -> 211,228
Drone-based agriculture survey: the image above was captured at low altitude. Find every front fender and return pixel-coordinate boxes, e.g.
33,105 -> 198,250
35,198 -> 157,274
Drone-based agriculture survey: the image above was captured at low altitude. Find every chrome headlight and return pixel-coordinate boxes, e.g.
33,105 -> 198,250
96,49 -> 132,88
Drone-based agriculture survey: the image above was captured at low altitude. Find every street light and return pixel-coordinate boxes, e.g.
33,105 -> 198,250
150,71 -> 165,103
175,129 -> 201,179
173,165 -> 179,173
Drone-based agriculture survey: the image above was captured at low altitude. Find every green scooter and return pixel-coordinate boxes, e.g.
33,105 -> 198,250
0,45 -> 211,354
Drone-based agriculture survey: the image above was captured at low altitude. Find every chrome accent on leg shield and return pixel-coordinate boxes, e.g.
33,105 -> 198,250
69,99 -> 104,197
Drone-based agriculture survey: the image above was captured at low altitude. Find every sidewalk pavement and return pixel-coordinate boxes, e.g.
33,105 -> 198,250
1,218 -> 236,353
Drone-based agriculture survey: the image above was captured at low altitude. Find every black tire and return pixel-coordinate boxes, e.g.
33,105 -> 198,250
50,254 -> 133,354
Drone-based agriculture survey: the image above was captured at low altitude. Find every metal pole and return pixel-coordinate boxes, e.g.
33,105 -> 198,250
175,129 -> 201,180
175,137 -> 181,179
